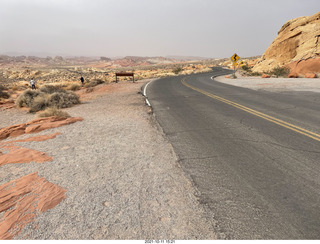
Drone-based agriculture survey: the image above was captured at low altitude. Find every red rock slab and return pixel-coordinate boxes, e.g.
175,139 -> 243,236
0,172 -> 66,240
262,74 -> 271,78
287,58 -> 320,76
0,146 -> 53,167
10,132 -> 61,143
0,116 -> 83,140
305,73 -> 317,78
288,72 -> 299,78
25,117 -> 83,134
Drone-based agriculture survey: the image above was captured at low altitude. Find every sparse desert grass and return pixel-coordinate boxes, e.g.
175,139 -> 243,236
39,85 -> 66,94
84,79 -> 105,88
66,83 -> 81,91
37,107 -> 70,118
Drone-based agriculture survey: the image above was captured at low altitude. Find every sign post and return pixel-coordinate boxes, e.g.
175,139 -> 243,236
230,53 -> 240,78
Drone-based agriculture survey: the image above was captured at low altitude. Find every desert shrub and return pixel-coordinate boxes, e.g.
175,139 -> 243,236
0,85 -> 10,99
29,94 -> 50,113
248,72 -> 261,76
173,66 -> 183,74
86,87 -> 94,93
84,79 -> 104,88
37,107 -> 70,118
40,85 -> 66,94
16,90 -> 42,107
16,87 -> 80,113
10,85 -> 19,91
48,91 -> 80,108
67,84 -> 81,91
269,66 -> 290,78
241,64 -> 252,72
0,87 -> 10,99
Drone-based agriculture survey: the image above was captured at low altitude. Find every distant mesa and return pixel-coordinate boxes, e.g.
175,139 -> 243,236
253,11 -> 320,77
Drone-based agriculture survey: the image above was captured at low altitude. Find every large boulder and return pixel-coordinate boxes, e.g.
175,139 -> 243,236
253,11 -> 320,75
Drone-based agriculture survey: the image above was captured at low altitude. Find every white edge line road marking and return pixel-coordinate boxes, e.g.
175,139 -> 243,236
143,80 -> 154,107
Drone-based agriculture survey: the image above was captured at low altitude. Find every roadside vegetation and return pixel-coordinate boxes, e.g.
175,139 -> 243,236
241,64 -> 290,77
16,85 -> 80,115
267,66 -> 290,78
0,85 -> 10,99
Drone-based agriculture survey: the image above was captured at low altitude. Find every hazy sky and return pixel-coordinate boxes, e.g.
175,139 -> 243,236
0,0 -> 319,58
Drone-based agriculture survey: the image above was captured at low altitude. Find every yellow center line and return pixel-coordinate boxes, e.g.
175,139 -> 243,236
181,78 -> 320,142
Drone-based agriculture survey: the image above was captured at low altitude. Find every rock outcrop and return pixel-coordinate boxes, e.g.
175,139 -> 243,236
0,172 -> 66,239
253,11 -> 320,75
0,116 -> 83,140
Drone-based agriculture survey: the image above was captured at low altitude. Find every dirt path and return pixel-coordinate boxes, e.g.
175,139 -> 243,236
0,80 -> 215,240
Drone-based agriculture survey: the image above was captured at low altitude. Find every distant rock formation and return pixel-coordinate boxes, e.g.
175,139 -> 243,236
253,11 -> 320,76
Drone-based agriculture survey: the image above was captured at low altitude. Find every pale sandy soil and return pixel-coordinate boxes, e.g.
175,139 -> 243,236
0,80 -> 216,240
215,72 -> 320,93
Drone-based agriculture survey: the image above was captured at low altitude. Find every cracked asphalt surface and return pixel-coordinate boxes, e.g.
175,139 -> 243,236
146,67 -> 320,239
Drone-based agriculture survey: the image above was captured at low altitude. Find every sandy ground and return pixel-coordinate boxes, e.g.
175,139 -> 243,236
0,80 -> 215,240
215,72 -> 320,93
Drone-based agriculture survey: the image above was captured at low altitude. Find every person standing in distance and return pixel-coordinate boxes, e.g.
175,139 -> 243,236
30,78 -> 36,90
80,76 -> 84,86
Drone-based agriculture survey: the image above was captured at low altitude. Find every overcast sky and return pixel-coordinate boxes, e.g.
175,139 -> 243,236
0,0 -> 319,58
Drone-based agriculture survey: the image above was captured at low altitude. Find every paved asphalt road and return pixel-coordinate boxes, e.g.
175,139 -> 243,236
146,67 -> 320,239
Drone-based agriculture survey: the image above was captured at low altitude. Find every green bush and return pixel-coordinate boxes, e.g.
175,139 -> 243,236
173,66 -> 183,74
269,66 -> 290,78
249,72 -> 262,76
241,64 -> 252,72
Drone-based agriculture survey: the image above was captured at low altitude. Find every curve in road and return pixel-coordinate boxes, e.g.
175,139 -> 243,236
146,67 -> 320,239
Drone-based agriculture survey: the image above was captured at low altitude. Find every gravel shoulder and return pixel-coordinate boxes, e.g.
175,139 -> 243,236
0,80 -> 215,240
215,72 -> 320,93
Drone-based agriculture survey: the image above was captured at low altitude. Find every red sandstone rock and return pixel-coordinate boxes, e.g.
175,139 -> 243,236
288,73 -> 299,78
262,74 -> 271,78
25,117 -> 83,134
0,116 -> 83,140
11,133 -> 60,143
0,172 -> 66,239
287,58 -> 320,77
225,75 -> 230,78
0,146 -> 53,167
305,73 -> 317,78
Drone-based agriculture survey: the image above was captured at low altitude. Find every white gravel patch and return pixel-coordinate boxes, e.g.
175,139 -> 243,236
215,72 -> 320,93
1,81 -> 215,240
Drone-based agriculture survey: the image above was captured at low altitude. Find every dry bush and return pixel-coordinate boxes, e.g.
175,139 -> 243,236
39,85 -> 66,94
84,79 -> 105,88
37,107 -> 70,118
29,94 -> 50,113
85,87 -> 94,93
48,91 -> 80,108
0,85 -> 10,99
66,83 -> 81,91
16,90 -> 42,107
16,87 -> 80,113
